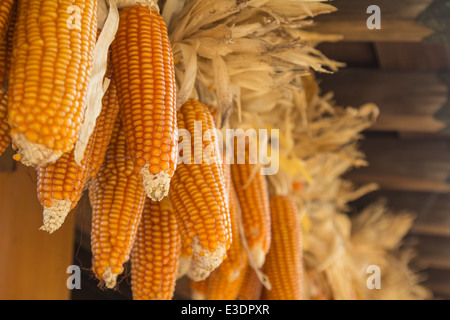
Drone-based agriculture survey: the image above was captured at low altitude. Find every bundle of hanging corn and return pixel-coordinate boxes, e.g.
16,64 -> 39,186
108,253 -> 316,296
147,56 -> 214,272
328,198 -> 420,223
0,0 -> 431,300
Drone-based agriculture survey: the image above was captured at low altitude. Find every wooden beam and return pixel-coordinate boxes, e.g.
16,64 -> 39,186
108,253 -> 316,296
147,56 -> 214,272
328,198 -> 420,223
375,43 -> 450,71
318,69 -> 449,133
0,163 -> 76,299
316,42 -> 378,68
305,0 -> 435,42
346,136 -> 450,193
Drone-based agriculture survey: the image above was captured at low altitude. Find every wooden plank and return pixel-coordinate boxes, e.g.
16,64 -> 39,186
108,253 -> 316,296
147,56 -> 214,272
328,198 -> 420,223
305,0 -> 435,42
0,146 -> 15,173
316,42 -> 378,68
420,269 -> 450,299
0,163 -> 76,300
346,136 -> 450,193
375,43 -> 450,71
318,69 -> 449,133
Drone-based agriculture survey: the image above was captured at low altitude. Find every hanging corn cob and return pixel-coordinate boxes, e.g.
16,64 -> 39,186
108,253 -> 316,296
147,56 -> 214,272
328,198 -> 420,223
37,77 -> 120,233
238,266 -> 263,300
131,197 -> 180,300
231,144 -> 271,268
8,0 -> 97,166
90,118 -> 146,289
206,266 -> 247,300
0,3 -> 16,156
210,163 -> 247,282
0,0 -> 14,40
262,195 -> 303,300
170,98 -> 231,281
111,2 -> 177,201
195,164 -> 248,300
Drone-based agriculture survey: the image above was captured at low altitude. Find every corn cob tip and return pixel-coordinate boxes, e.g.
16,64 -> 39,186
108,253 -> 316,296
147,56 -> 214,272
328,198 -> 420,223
12,134 -> 62,167
187,261 -> 211,282
141,164 -> 171,201
177,256 -> 192,279
103,267 -> 118,289
39,199 -> 71,234
187,237 -> 227,280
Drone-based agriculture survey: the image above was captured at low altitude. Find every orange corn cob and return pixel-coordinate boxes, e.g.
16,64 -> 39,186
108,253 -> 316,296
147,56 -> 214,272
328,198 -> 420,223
90,119 -> 146,289
0,4 -> 16,156
169,99 -> 231,281
199,164 -> 248,300
190,278 -> 209,300
263,195 -> 303,300
238,266 -> 263,300
36,77 -> 120,233
87,78 -> 120,179
231,149 -> 271,268
0,0 -> 14,40
131,197 -> 180,300
206,264 -> 247,300
215,163 -> 247,282
111,4 -> 177,201
8,0 -> 97,166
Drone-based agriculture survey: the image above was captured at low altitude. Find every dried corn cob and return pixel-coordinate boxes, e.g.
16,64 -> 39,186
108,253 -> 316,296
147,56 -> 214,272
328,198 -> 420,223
37,77 -> 120,233
0,0 -> 14,40
199,164 -> 248,300
131,197 -> 180,300
90,118 -> 146,289
190,277 -> 209,300
231,149 -> 271,268
170,99 -> 231,281
217,163 -> 247,282
88,78 -> 120,179
206,264 -> 247,300
8,0 -> 97,166
111,4 -> 177,201
263,195 -> 303,300
238,266 -> 263,300
0,5 -> 16,156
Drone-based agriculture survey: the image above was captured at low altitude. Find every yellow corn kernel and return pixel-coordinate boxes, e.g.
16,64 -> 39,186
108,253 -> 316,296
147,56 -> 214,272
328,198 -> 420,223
131,197 -> 180,300
90,119 -> 146,289
8,0 -> 97,166
170,99 -> 231,281
262,195 -> 303,300
111,4 -> 177,201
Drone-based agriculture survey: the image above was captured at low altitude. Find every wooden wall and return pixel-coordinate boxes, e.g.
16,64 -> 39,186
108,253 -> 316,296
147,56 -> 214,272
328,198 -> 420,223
311,0 -> 450,300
